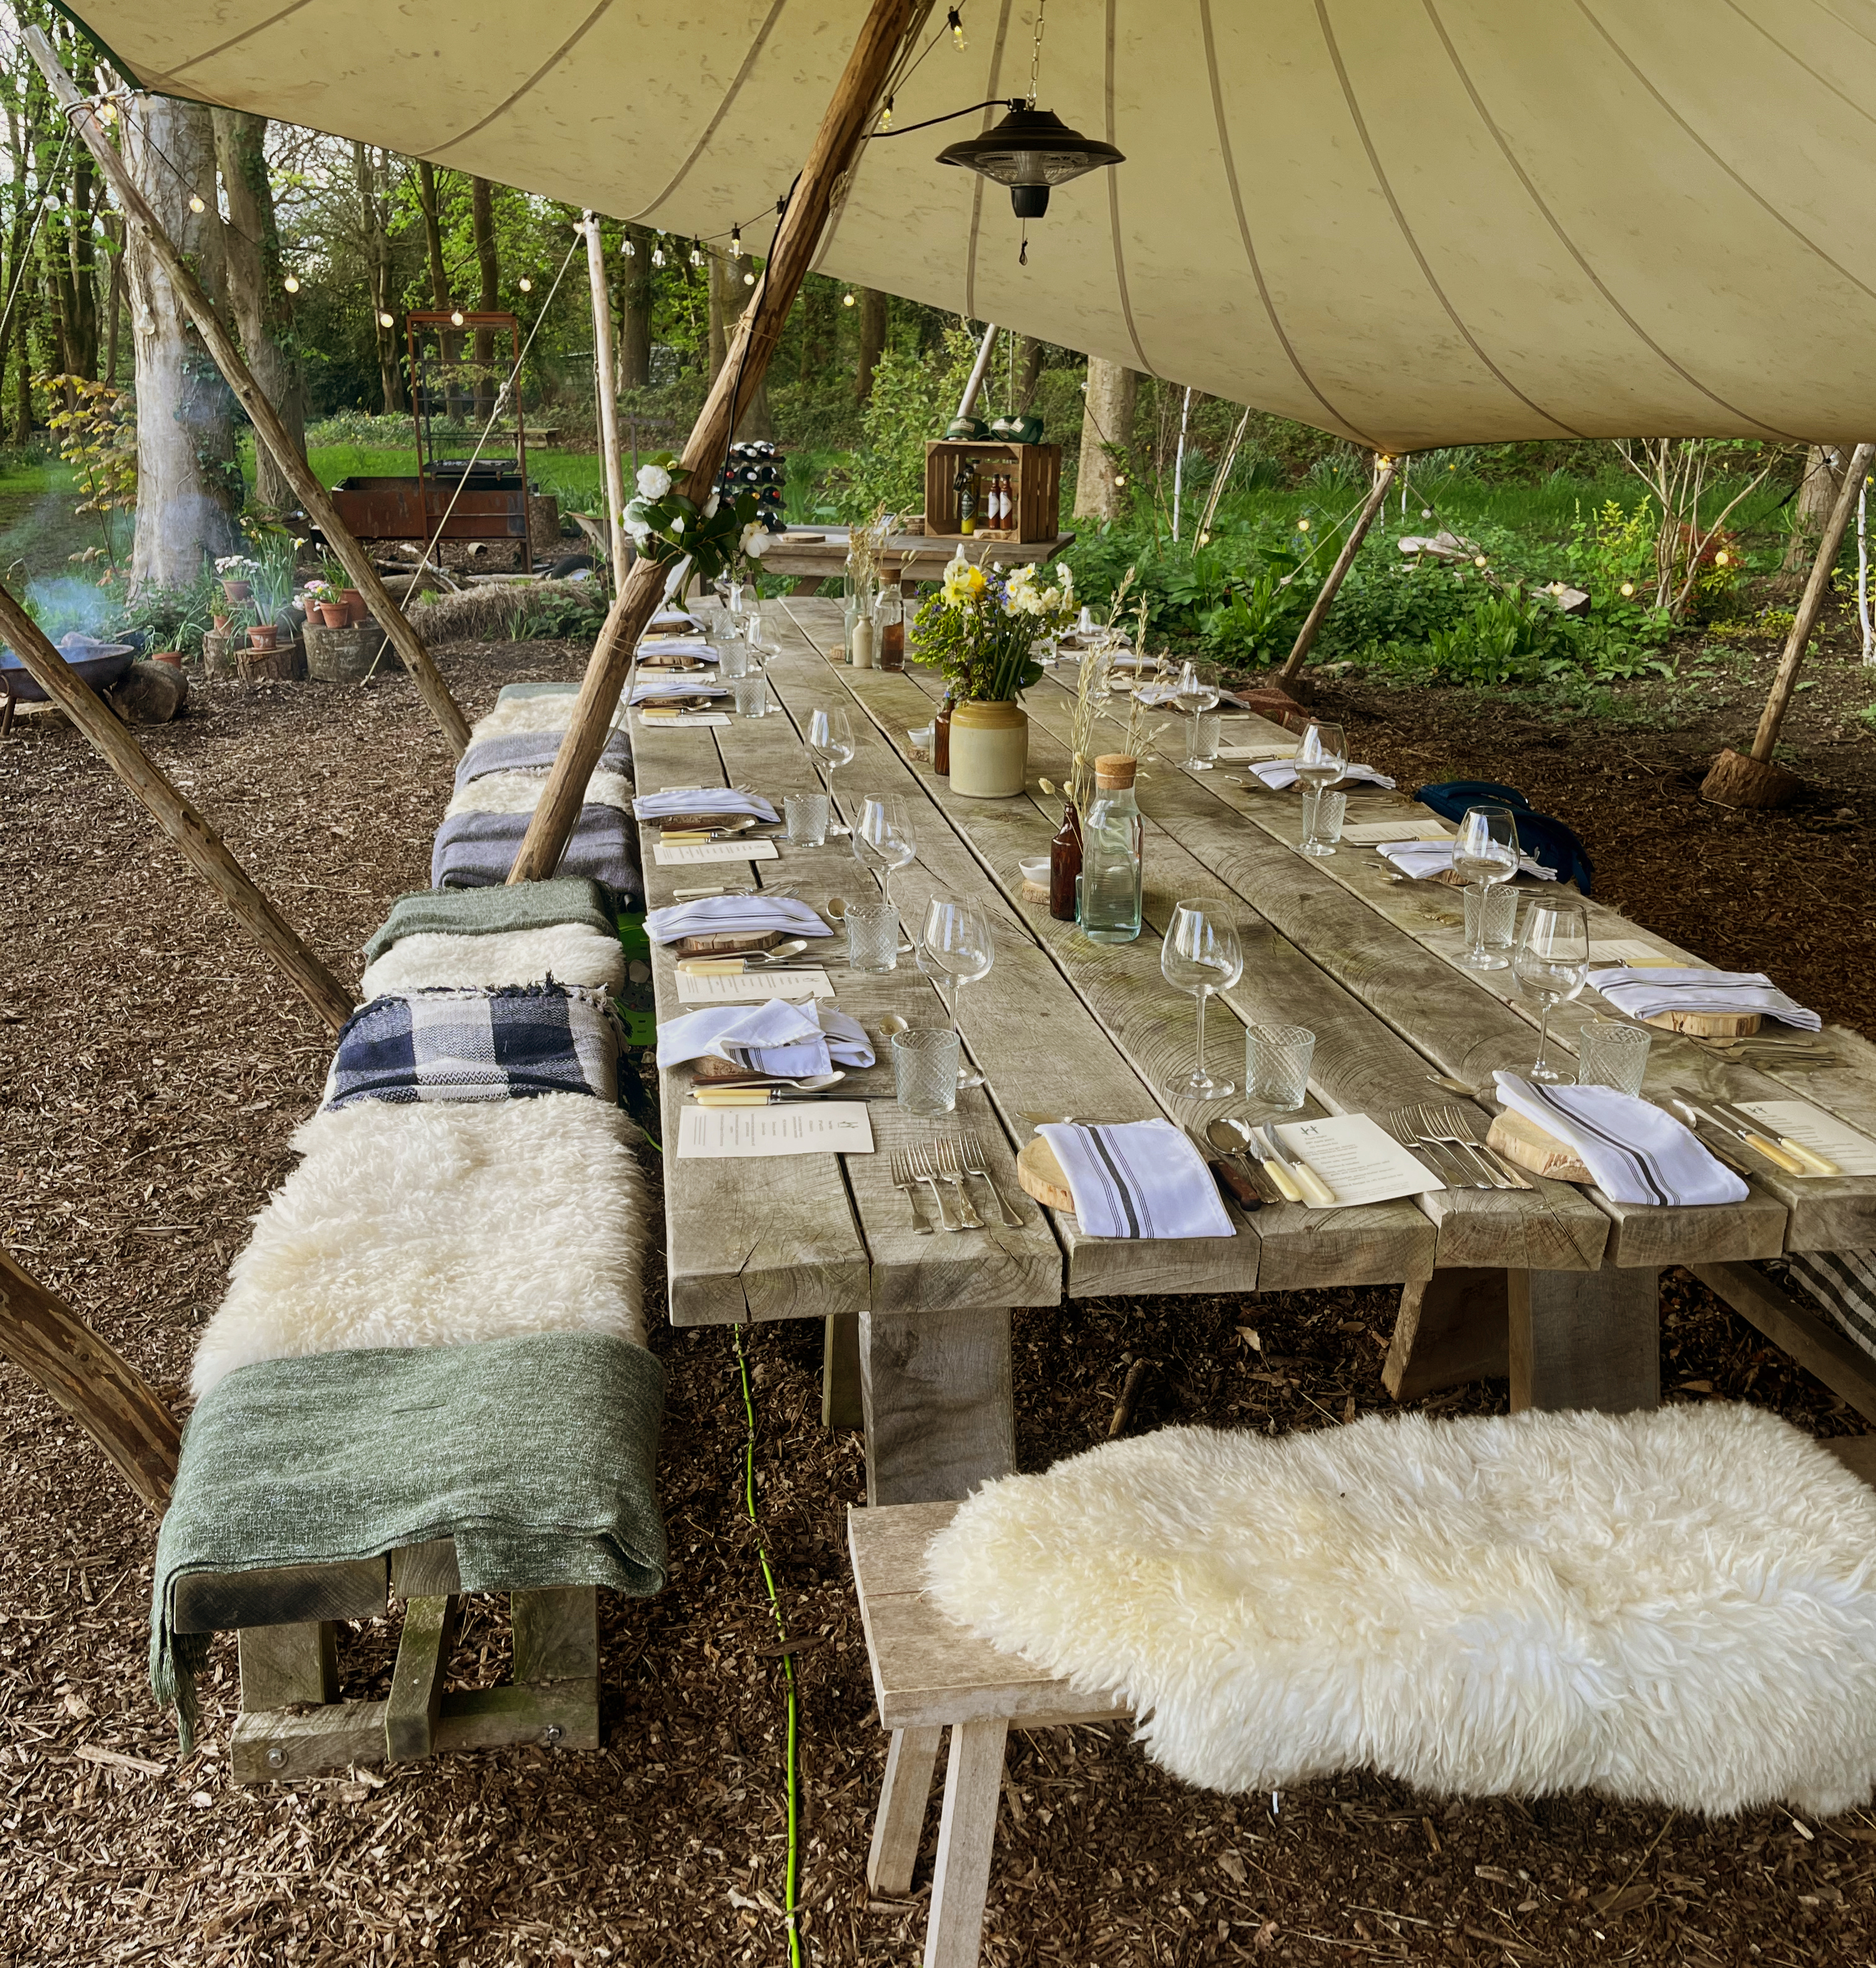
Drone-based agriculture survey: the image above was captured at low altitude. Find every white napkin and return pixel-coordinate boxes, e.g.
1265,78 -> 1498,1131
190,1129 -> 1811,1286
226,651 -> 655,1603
1492,1072 -> 1748,1206
657,998 -> 873,1076
629,674 -> 729,704
1377,839 -> 1557,882
1586,967 -> 1821,1033
638,637 -> 719,662
1249,759 -> 1397,792
1037,1119 -> 1234,1239
644,896 -> 834,944
633,789 -> 780,823
649,609 -> 704,633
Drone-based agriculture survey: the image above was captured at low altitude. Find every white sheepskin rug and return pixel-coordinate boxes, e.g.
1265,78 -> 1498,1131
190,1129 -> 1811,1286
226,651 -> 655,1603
192,1093 -> 650,1398
925,1406 -> 1876,1815
471,696 -> 625,740
444,766 -> 633,820
359,924 -> 627,998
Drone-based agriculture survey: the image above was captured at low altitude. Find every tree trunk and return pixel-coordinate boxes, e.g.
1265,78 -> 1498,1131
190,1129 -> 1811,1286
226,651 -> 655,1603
102,213 -> 123,383
1784,444 -> 1844,572
711,252 -> 770,437
1015,334 -> 1043,409
355,142 -> 404,414
418,163 -> 450,310
40,220 -> 73,385
213,109 -> 305,516
797,277 -> 835,385
618,223 -> 653,388
123,95 -> 241,591
470,174 -> 498,418
854,285 -> 887,401
66,145 -> 98,378
1074,357 -> 1137,521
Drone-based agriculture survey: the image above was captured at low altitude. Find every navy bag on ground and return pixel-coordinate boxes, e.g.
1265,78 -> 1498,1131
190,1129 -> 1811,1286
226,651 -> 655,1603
1414,780 -> 1594,895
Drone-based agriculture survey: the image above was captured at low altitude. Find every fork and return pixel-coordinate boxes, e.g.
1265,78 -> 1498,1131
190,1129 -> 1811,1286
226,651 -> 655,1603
942,1134 -> 1022,1227
914,1140 -> 983,1230
1412,1103 -> 1531,1191
1385,1106 -> 1487,1188
959,1130 -> 1026,1225
889,1149 -> 934,1235
903,1143 -> 958,1230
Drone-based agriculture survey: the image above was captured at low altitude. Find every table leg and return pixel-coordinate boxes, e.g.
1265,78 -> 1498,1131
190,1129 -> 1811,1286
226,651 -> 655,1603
1508,1266 -> 1659,1413
823,1310 -> 865,1431
860,1305 -> 1014,1506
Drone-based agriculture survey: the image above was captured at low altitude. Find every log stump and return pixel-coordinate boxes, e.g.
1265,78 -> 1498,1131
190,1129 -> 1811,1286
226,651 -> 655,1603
105,659 -> 188,724
1236,684 -> 1313,733
201,629 -> 238,681
305,622 -> 387,684
1700,746 -> 1803,810
528,493 -> 561,558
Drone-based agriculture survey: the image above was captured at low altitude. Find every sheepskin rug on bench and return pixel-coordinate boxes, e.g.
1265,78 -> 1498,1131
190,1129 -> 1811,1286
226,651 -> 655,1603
192,1093 -> 650,1398
926,1405 -> 1876,1816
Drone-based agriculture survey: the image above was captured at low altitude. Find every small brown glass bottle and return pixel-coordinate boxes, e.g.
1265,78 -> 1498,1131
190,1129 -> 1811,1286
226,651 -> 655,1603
878,582 -> 905,670
1048,800 -> 1082,921
933,693 -> 954,774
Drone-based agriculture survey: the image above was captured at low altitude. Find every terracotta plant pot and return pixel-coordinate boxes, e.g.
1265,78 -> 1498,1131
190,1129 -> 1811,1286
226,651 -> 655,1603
948,699 -> 1029,798
248,625 -> 280,652
210,612 -> 231,632
318,603 -> 348,628
340,588 -> 367,627
151,650 -> 184,669
221,579 -> 253,604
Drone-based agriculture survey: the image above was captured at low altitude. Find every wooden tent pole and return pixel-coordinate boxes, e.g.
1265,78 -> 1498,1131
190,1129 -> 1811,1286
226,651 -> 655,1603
583,212 -> 628,584
1751,441 -> 1874,761
1,1246 -> 181,1513
24,29 -> 471,759
0,584 -> 354,1031
507,0 -> 918,883
1278,457 -> 1397,683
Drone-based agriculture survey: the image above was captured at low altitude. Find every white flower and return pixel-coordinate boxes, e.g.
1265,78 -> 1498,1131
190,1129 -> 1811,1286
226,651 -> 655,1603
703,492 -> 720,519
670,515 -> 685,535
636,463 -> 672,499
739,521 -> 766,558
626,516 -> 651,544
746,528 -> 769,559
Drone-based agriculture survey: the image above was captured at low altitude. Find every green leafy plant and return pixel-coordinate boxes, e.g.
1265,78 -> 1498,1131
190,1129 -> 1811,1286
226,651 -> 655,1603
913,552 -> 1076,701
623,452 -> 762,594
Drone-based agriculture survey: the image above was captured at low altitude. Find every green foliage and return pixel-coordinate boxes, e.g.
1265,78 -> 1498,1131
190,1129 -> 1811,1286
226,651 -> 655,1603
117,566 -> 221,658
913,558 -> 1076,702
832,326 -> 979,522
623,451 -> 761,589
516,583 -> 611,640
39,375 -> 135,522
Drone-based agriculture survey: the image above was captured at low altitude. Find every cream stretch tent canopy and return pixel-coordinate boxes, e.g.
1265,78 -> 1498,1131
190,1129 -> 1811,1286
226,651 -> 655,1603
68,0 -> 1876,449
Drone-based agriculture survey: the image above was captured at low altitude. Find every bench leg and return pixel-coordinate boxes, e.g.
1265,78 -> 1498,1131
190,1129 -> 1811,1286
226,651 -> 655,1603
861,1305 -> 1014,1506
925,1718 -> 1009,1968
385,1594 -> 460,1764
238,1621 -> 337,1709
1509,1266 -> 1659,1413
823,1311 -> 865,1431
1383,1268 -> 1509,1400
869,1724 -> 943,1895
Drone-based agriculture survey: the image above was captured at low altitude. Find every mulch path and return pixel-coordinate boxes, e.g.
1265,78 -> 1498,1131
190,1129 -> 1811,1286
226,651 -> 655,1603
2,646 -> 1872,1967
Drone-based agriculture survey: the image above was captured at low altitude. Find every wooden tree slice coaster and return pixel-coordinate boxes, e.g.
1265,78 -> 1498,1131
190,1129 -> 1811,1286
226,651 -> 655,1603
1642,1008 -> 1762,1038
1016,1135 -> 1074,1210
1486,1111 -> 1594,1184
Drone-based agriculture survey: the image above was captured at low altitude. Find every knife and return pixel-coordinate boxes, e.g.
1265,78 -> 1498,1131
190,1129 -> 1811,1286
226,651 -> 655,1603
1254,1124 -> 1315,1205
1656,1096 -> 1758,1181
1182,1129 -> 1263,1212
687,1087 -> 891,1106
1702,1094 -> 1839,1176
1669,1086 -> 1808,1174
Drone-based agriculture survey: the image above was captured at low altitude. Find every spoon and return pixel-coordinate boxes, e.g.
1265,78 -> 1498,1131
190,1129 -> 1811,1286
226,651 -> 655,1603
875,1013 -> 910,1042
695,1070 -> 845,1093
1424,1073 -> 1481,1099
1204,1119 -> 1281,1204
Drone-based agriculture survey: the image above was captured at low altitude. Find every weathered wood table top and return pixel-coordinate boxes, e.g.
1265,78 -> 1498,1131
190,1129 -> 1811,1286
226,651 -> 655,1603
632,598 -> 1876,1498
756,527 -> 1073,591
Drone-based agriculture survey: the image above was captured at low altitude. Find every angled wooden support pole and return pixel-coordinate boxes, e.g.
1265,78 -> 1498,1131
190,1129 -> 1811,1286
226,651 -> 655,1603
1279,457 -> 1398,683
24,28 -> 471,759
0,1245 -> 181,1513
507,0 -> 919,882
0,584 -> 354,1031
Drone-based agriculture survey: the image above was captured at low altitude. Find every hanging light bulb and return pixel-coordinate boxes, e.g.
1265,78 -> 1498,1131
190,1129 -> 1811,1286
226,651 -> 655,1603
1620,581 -> 1636,597
450,308 -> 465,327
282,274 -> 300,293
842,291 -> 857,307
378,311 -> 395,328
1297,517 -> 1310,532
879,96 -> 895,130
1714,548 -> 1730,566
730,225 -> 743,258
948,6 -> 968,49
1474,555 -> 1488,567
97,102 -> 117,125
518,275 -> 533,293
741,271 -> 753,286
652,245 -> 666,267
689,244 -> 704,267
1112,474 -> 1126,488
188,194 -> 205,213
623,238 -> 636,257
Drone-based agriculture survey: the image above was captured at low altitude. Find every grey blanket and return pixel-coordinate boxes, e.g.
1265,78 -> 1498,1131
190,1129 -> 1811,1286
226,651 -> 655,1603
454,728 -> 634,791
362,877 -> 616,960
150,1333 -> 666,1750
431,804 -> 642,900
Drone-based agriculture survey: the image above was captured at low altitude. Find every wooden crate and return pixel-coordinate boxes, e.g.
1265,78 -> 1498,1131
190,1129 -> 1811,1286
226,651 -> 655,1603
923,441 -> 1061,545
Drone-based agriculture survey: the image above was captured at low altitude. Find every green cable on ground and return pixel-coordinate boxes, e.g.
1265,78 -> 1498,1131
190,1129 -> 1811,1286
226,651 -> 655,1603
734,1327 -> 804,1968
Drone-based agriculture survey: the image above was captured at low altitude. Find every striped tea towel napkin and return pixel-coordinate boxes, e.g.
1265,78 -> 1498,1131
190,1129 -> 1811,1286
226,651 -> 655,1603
644,896 -> 834,944
1249,759 -> 1397,792
1377,839 -> 1557,882
633,788 -> 779,824
1585,967 -> 1821,1032
638,637 -> 719,662
1493,1072 -> 1748,1205
656,998 -> 873,1075
1037,1119 -> 1234,1238
628,674 -> 730,705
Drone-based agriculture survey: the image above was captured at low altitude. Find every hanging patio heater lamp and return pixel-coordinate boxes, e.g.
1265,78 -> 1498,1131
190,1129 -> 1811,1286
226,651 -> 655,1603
936,102 -> 1123,218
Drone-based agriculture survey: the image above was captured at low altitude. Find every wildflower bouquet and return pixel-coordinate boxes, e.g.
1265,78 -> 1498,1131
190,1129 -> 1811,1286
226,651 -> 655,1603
914,551 -> 1076,702
623,453 -> 764,596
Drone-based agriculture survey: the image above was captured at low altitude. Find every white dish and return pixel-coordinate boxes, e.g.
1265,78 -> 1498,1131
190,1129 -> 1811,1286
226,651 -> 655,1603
1018,856 -> 1051,886
908,724 -> 934,749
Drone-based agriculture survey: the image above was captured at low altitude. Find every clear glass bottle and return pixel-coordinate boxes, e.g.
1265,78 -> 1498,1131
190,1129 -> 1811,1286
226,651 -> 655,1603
1078,754 -> 1143,942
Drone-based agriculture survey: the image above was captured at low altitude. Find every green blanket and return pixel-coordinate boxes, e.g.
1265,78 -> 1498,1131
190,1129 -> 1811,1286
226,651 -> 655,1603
496,681 -> 582,702
362,875 -> 617,960
150,1333 -> 666,1750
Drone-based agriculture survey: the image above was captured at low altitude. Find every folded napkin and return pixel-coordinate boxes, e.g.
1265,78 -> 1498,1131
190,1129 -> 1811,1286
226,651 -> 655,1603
632,787 -> 779,824
656,997 -> 873,1077
1493,1072 -> 1748,1206
1037,1118 -> 1234,1239
644,896 -> 833,944
628,674 -> 728,705
455,728 -> 633,790
1377,839 -> 1557,882
648,609 -> 704,633
637,637 -> 718,662
1586,967 -> 1821,1033
1249,759 -> 1398,792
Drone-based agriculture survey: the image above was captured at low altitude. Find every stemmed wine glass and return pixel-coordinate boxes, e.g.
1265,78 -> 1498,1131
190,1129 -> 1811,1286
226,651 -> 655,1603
1514,895 -> 1590,1083
806,706 -> 855,835
1161,900 -> 1244,1098
1294,721 -> 1347,856
853,793 -> 916,908
1174,660 -> 1221,771
1452,803 -> 1521,969
919,895 -> 994,1089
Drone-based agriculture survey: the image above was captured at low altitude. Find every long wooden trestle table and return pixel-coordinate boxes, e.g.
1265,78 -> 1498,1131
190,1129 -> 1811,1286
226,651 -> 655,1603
636,599 -> 1876,1507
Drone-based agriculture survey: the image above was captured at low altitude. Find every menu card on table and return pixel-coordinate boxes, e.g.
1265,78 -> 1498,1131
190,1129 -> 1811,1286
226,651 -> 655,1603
639,710 -> 731,728
676,1104 -> 874,1158
674,968 -> 834,1004
1735,1100 -> 1876,1175
1218,741 -> 1298,763
654,839 -> 780,866
1268,1114 -> 1444,1208
1342,818 -> 1452,844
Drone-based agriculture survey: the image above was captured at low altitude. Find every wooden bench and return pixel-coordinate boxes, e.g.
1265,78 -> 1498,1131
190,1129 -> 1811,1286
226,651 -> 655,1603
181,1542 -> 600,1782
849,1502 -> 1128,1968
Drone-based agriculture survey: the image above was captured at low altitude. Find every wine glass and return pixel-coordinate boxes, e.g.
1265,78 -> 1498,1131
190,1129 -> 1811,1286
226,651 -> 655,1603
1513,896 -> 1590,1084
853,792 -> 916,908
806,706 -> 855,834
1452,803 -> 1522,969
1294,721 -> 1347,856
919,894 -> 994,1089
1161,900 -> 1244,1098
1174,660 -> 1221,770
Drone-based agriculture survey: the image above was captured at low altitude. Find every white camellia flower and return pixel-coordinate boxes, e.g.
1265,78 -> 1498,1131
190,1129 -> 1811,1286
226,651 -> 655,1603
670,515 -> 686,535
636,463 -> 672,499
703,492 -> 720,519
746,528 -> 769,558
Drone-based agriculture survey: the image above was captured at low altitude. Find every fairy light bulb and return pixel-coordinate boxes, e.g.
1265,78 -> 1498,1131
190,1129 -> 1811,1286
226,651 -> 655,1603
450,309 -> 465,327
1714,549 -> 1730,566
623,238 -> 635,257
948,6 -> 968,49
378,311 -> 394,328
689,245 -> 703,267
189,194 -> 205,213
1197,532 -> 1210,547
1113,475 -> 1126,488
518,275 -> 532,293
652,246 -> 666,267
879,96 -> 895,130
282,274 -> 300,293
1474,555 -> 1487,567
1620,581 -> 1636,597
98,103 -> 117,125
1297,517 -> 1310,532
842,291 -> 856,307
730,225 -> 743,258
